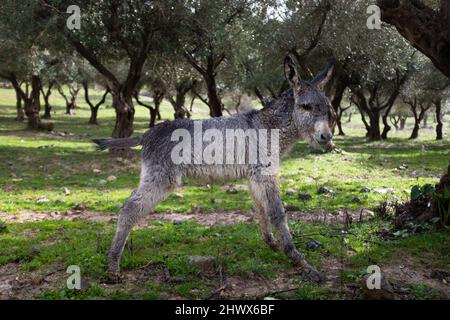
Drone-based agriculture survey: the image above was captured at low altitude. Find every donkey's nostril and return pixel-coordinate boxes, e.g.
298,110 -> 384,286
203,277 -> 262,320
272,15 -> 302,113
318,133 -> 331,144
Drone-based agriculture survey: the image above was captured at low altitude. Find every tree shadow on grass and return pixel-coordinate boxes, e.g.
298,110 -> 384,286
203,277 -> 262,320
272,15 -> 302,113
286,136 -> 450,175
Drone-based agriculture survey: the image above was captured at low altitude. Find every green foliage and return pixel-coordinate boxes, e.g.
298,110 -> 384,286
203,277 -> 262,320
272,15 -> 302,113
408,284 -> 446,300
410,183 -> 450,227
38,283 -> 108,300
296,283 -> 328,300
411,184 -> 435,201
433,185 -> 450,227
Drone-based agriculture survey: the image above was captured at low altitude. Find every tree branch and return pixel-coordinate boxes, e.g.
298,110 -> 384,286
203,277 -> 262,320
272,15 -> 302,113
83,81 -> 109,110
377,0 -> 450,78
192,87 -> 209,106
65,34 -> 120,87
184,51 -> 207,76
133,90 -> 154,111
57,86 -> 69,104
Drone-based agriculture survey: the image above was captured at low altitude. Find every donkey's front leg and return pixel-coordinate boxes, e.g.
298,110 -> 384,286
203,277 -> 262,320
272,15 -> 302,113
249,176 -> 324,283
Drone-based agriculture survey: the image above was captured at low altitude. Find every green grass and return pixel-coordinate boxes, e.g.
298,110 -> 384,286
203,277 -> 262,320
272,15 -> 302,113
2,217 -> 446,299
0,87 -> 449,299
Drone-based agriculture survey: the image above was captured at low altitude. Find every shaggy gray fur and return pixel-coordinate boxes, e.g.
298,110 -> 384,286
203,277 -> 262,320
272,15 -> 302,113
95,56 -> 336,283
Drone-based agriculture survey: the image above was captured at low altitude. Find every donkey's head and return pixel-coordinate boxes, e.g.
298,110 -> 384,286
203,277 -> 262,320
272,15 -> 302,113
284,55 -> 336,150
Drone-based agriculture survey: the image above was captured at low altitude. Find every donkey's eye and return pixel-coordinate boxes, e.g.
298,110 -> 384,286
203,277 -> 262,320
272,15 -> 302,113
301,104 -> 312,111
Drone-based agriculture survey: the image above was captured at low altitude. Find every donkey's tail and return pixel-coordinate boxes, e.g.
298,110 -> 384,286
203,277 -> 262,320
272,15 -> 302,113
92,136 -> 143,151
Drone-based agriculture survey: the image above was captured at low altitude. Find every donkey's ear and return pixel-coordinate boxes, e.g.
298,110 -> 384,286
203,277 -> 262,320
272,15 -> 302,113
284,55 -> 302,92
312,58 -> 335,90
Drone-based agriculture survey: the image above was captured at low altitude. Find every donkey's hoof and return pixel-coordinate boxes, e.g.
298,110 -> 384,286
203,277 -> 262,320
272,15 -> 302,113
105,270 -> 123,283
301,264 -> 325,283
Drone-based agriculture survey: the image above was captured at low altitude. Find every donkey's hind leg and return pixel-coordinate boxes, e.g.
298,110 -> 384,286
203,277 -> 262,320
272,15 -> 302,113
249,175 -> 324,283
107,165 -> 177,280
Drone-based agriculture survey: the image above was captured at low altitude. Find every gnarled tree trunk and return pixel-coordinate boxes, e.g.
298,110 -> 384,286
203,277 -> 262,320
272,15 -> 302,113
167,80 -> 194,120
134,90 -> 157,128
204,74 -> 223,117
58,87 -> 73,115
351,90 -> 382,141
330,77 -> 348,136
83,81 -> 109,125
89,108 -> 99,125
68,87 -> 80,114
41,83 -> 54,119
111,92 -> 135,139
358,110 -> 370,137
378,0 -> 450,78
408,99 -> 431,140
7,73 -> 51,130
434,99 -> 443,140
389,115 -> 400,130
423,112 -> 428,128
14,83 -> 24,122
410,123 -> 420,140
336,111 -> 346,136
58,85 -> 80,115
381,107 -> 393,139
367,109 -> 382,141
25,75 -> 43,130
399,117 -> 406,130
184,52 -> 224,118
153,89 -> 164,121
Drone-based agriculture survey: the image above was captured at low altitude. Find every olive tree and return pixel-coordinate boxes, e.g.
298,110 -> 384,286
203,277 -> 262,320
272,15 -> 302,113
35,0 -> 181,139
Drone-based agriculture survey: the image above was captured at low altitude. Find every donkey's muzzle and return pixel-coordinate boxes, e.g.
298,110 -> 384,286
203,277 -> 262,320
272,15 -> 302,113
316,132 -> 332,145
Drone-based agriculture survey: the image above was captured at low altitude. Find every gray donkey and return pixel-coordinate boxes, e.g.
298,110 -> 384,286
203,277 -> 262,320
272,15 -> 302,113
94,55 -> 336,283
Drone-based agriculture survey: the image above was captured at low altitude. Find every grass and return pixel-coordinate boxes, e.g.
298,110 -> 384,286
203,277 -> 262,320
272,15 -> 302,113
2,218 -> 447,299
0,86 -> 449,299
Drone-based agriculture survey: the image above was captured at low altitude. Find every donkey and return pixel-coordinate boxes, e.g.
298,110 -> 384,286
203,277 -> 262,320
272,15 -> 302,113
94,55 -> 336,283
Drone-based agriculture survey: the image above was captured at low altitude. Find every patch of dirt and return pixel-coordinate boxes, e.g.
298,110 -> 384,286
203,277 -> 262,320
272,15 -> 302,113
320,255 -> 351,294
0,208 -> 374,227
148,211 -> 253,226
220,184 -> 248,192
100,264 -> 178,299
287,209 -> 374,224
221,272 -> 298,299
0,262 -> 66,300
0,211 -> 114,223
381,256 -> 450,298
216,251 -> 449,300
221,255 -> 351,299
2,184 -> 17,192
0,131 -> 53,138
0,210 -> 254,227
